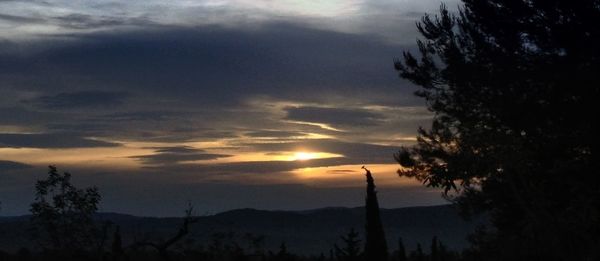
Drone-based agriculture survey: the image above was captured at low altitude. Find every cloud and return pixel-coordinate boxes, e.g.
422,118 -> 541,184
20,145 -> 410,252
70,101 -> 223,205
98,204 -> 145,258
284,106 -> 386,127
43,112 -> 238,143
99,111 -> 176,122
0,160 -> 32,171
0,22 -> 425,144
0,0 -> 457,45
138,139 -> 400,176
0,133 -> 120,148
326,169 -> 358,174
130,146 -> 232,166
51,13 -> 145,30
25,91 -> 130,109
245,139 -> 399,163
133,139 -> 401,177
0,0 -> 446,216
245,130 -> 306,138
0,22 -> 415,105
0,13 -> 45,24
145,156 -> 354,177
0,106 -> 64,126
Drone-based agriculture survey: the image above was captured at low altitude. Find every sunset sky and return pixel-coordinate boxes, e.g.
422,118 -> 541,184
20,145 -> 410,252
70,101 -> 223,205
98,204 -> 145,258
0,0 -> 455,216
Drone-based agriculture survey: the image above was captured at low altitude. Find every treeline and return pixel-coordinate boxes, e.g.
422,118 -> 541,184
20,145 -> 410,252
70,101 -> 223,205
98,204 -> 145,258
0,233 -> 469,261
0,231 -> 469,261
0,166 -> 474,261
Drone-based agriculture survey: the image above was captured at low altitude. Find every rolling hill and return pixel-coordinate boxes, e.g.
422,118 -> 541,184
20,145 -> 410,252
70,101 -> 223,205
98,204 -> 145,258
0,205 -> 485,255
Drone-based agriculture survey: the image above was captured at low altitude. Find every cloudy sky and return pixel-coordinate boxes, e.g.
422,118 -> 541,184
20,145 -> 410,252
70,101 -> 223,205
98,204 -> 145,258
0,0 -> 457,216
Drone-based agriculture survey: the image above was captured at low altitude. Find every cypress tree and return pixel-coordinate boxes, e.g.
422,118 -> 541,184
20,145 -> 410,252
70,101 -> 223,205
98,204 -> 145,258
363,166 -> 388,261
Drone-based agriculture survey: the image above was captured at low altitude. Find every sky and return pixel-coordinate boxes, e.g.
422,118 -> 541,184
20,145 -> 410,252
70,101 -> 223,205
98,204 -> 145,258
0,0 -> 457,216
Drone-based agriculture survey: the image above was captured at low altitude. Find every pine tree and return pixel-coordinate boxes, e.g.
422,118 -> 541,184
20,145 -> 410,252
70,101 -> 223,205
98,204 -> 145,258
362,167 -> 388,261
334,228 -> 362,261
394,1 -> 599,259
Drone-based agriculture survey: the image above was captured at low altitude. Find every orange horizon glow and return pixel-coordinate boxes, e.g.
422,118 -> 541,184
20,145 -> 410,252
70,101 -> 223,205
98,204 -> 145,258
292,164 -> 420,187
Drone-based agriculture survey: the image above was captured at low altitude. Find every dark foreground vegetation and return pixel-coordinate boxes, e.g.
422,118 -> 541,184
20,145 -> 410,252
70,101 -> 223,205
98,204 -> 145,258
0,206 -> 481,255
393,0 -> 598,260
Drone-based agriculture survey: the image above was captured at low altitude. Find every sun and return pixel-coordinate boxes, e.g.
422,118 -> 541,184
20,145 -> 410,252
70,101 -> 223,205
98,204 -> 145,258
293,152 -> 317,161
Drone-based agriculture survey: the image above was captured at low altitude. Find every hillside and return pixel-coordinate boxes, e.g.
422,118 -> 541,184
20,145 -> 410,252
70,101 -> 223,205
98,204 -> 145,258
0,205 -> 485,255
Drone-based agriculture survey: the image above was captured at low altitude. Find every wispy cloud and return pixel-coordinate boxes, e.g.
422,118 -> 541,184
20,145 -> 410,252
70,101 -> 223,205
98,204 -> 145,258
130,146 -> 232,166
24,91 -> 130,109
285,106 -> 386,128
0,133 -> 120,148
0,0 -> 455,43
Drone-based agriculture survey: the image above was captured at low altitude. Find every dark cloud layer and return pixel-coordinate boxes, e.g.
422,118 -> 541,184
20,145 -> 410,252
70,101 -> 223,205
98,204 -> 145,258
245,130 -> 306,138
0,160 -> 32,171
0,22 -> 416,106
25,91 -> 129,109
0,133 -> 119,148
0,22 -> 423,145
0,106 -> 62,125
131,146 -> 231,166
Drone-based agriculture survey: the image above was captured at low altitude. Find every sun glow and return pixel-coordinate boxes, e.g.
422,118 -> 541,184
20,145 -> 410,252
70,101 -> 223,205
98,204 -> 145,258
290,151 -> 343,161
293,152 -> 318,161
292,164 -> 423,187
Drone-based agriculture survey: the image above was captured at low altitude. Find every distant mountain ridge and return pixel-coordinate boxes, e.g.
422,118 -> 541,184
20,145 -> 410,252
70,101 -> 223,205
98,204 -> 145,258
0,205 -> 485,254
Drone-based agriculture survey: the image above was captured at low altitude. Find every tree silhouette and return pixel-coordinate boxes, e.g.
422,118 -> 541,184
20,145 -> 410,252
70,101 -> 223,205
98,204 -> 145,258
111,226 -> 125,261
362,167 -> 388,261
396,237 -> 406,261
412,244 -> 424,261
30,165 -> 102,257
274,242 -> 296,261
132,203 -> 199,261
394,1 -> 598,260
333,228 -> 362,261
430,236 -> 439,261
